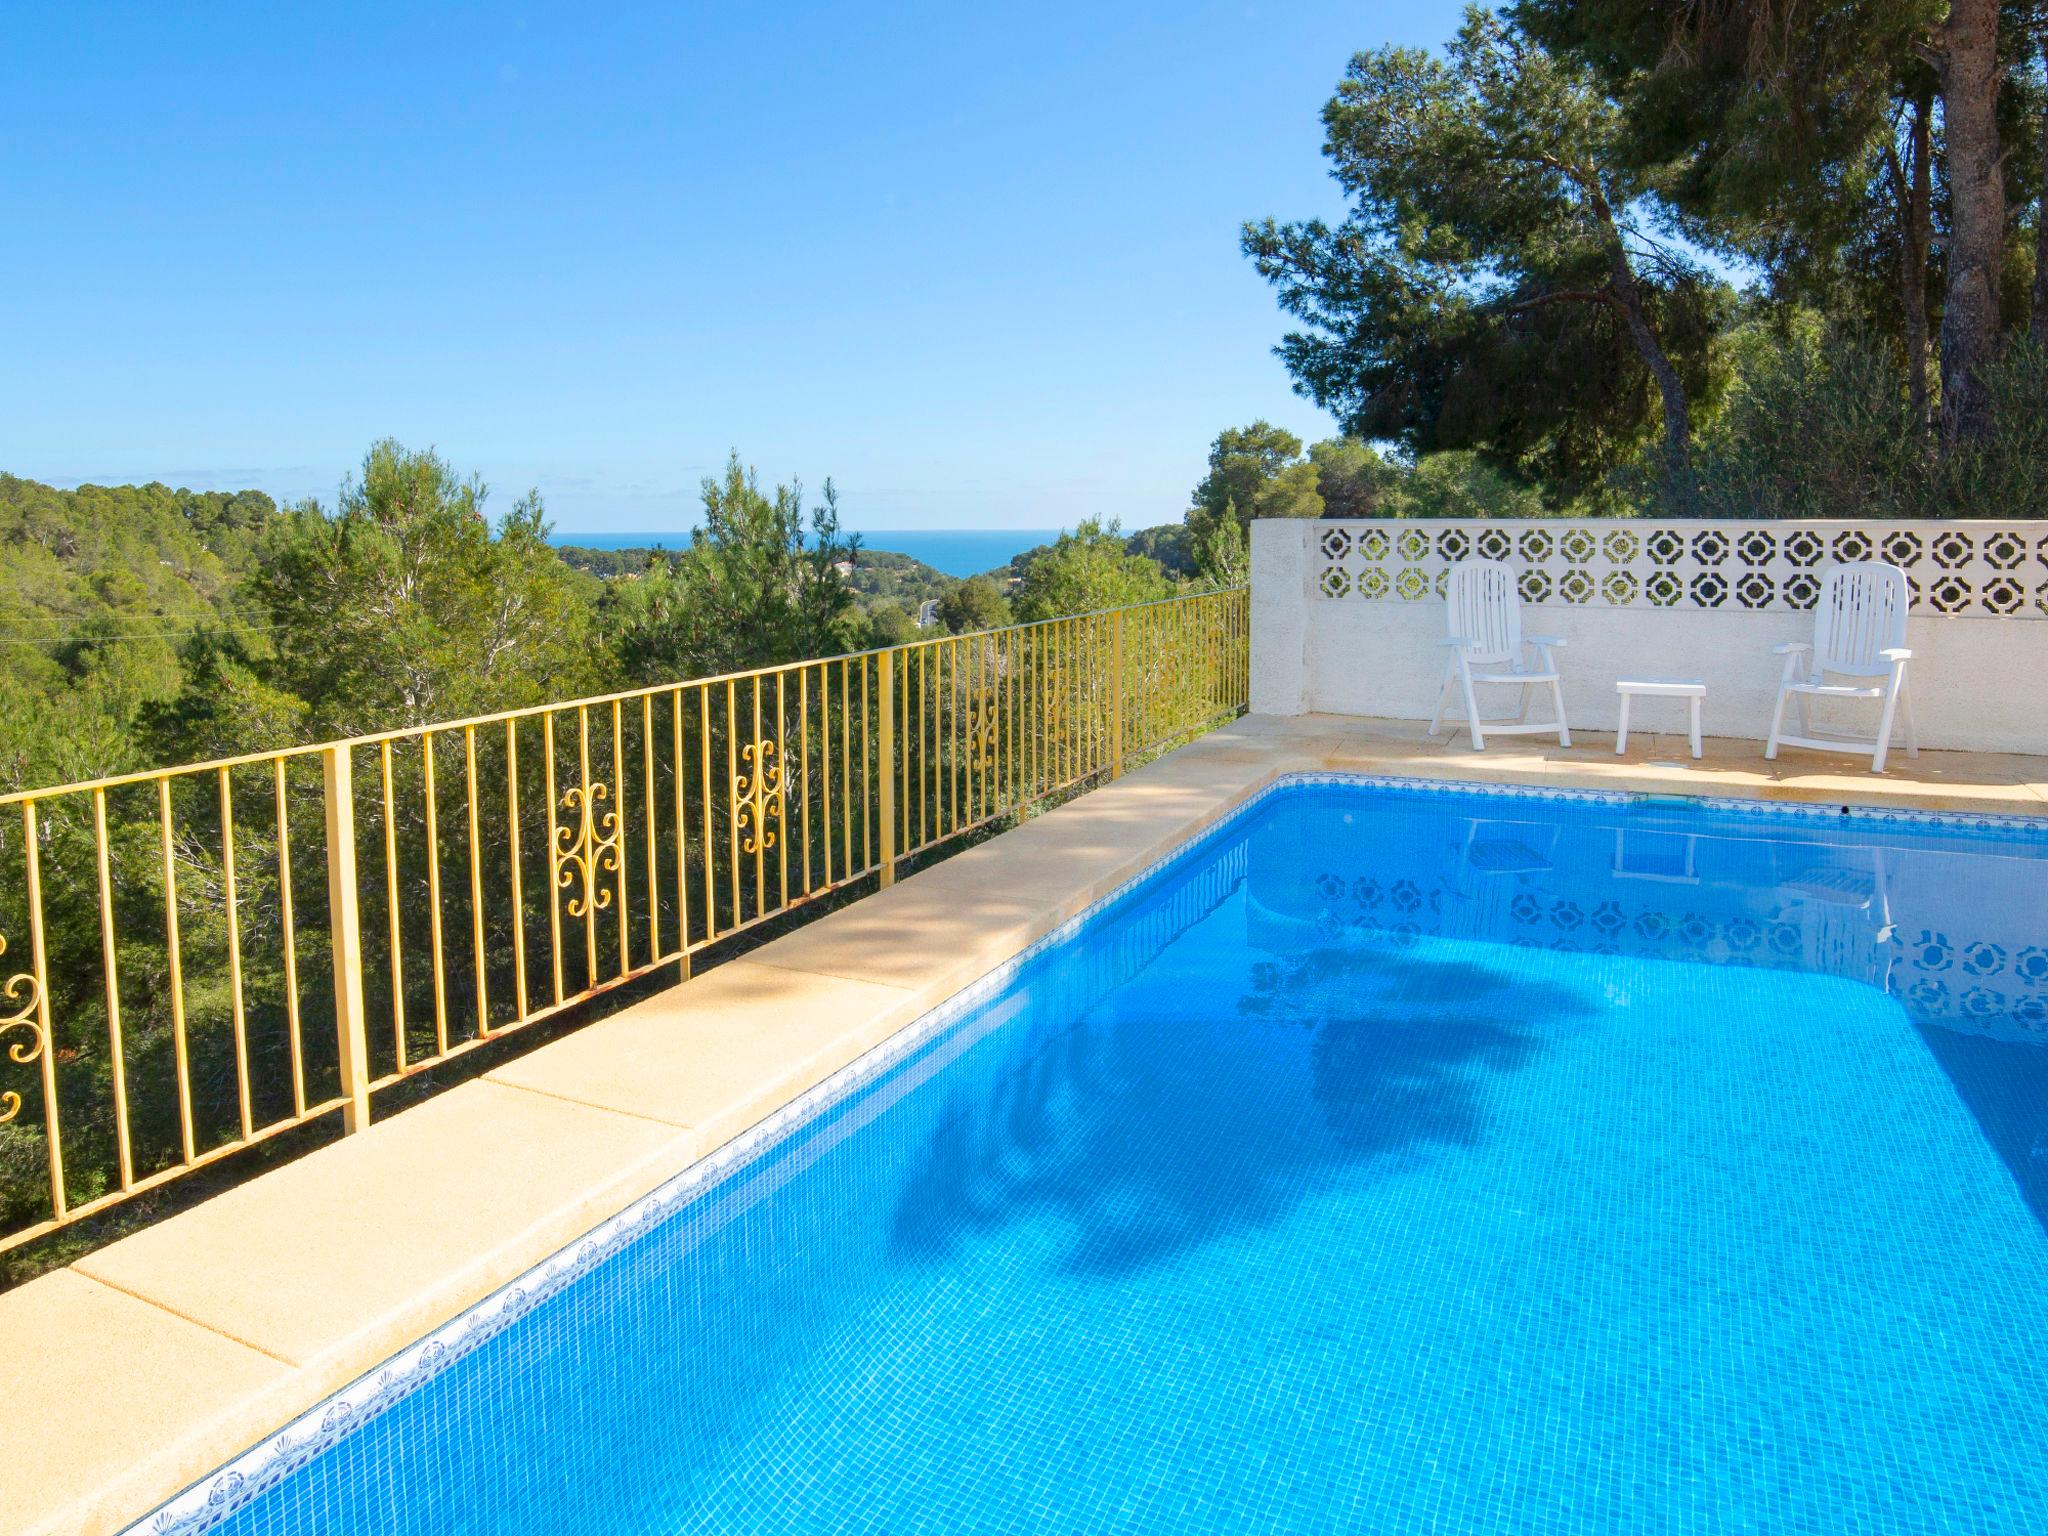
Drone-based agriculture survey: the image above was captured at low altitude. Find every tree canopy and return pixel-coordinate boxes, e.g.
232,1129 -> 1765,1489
1245,1 -> 2048,505
242,441 -> 598,736
936,574 -> 1013,635
1246,7 -> 1727,501
1011,520 -> 1176,622
607,454 -> 863,684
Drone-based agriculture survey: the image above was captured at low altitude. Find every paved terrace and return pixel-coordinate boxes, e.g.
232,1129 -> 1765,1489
7,714 -> 2046,1535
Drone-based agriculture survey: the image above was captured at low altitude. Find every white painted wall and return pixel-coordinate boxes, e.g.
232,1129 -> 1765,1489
1251,518 -> 2048,755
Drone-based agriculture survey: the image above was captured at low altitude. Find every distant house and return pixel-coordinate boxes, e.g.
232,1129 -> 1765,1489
831,560 -> 854,576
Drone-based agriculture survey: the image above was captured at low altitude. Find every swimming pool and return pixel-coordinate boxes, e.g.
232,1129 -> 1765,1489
142,775 -> 2048,1534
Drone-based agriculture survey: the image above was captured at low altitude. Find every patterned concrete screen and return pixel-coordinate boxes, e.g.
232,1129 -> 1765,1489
1310,521 -> 2048,620
1252,519 -> 2048,753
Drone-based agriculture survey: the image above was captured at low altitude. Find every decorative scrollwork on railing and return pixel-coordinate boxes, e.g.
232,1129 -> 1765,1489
555,782 -> 622,920
734,739 -> 789,856
1041,661 -> 1070,742
0,933 -> 45,1126
967,694 -> 1001,775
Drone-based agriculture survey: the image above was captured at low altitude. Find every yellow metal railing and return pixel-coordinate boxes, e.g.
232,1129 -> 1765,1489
0,588 -> 1248,1253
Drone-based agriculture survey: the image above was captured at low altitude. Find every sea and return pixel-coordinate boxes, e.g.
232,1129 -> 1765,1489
555,529 -> 1062,579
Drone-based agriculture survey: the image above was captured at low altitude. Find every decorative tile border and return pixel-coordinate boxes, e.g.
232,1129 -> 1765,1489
1297,771 -> 2048,839
126,767 -> 2048,1534
1311,518 -> 2048,619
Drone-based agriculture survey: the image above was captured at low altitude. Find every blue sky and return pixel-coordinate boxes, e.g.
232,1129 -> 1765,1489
2,2 -> 1473,534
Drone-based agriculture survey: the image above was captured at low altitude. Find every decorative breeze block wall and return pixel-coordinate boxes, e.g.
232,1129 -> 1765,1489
1311,520 -> 2048,620
1251,517 -> 2048,752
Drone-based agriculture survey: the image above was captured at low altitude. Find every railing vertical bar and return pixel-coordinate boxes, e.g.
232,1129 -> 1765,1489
380,741 -> 406,1071
670,688 -> 691,977
700,684 -> 716,942
1085,616 -> 1094,775
217,767 -> 253,1138
1027,626 -> 1037,799
878,649 -> 896,887
576,706 -> 599,985
956,639 -> 967,829
818,662 -> 832,888
1089,616 -> 1098,774
799,666 -> 812,895
323,746 -> 371,1134
156,778 -> 195,1163
726,680 -> 740,932
1079,617 -> 1091,777
611,698 -> 629,976
543,712 -> 564,1007
642,694 -> 659,961
1030,624 -> 1040,798
925,643 -> 933,847
1049,621 -> 1058,794
506,719 -> 529,1021
1073,617 -> 1083,781
776,669 -> 790,911
943,641 -> 956,834
1159,602 -> 1167,738
840,657 -> 855,878
1045,623 -> 1055,790
1005,629 -> 1017,814
273,758 -> 306,1117
859,656 -> 872,873
751,676 -> 766,921
1093,616 -> 1104,773
1057,621 -> 1068,788
1111,608 -> 1126,779
421,736 -> 449,1057
1056,620 -> 1068,788
1093,612 -> 1104,764
915,645 -> 927,848
932,639 -> 939,837
464,726 -> 489,1037
899,649 -> 908,855
21,802 -> 64,1217
960,639 -> 972,827
958,638 -> 966,831
1135,607 -> 1146,747
92,788 -> 134,1190
970,638 -> 980,818
954,639 -> 963,830
964,638 -> 976,824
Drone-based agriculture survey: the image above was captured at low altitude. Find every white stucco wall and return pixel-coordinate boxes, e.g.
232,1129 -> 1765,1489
1251,518 -> 2048,756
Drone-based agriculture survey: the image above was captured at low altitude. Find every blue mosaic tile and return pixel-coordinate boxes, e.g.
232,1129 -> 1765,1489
133,776 -> 2048,1535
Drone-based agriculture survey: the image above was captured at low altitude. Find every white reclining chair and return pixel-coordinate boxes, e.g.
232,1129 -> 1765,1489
1428,557 -> 1571,750
1765,560 -> 1918,774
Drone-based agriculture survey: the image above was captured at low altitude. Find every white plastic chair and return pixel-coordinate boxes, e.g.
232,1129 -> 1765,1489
1427,558 -> 1570,750
1764,561 -> 1918,773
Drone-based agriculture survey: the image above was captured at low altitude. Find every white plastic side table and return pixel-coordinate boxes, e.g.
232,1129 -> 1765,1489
1615,678 -> 1705,760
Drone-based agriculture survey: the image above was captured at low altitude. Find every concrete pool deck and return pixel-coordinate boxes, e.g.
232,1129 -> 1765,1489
6,713 -> 2046,1535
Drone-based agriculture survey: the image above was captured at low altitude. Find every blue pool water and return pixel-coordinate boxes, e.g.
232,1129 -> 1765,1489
173,780 -> 2048,1535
